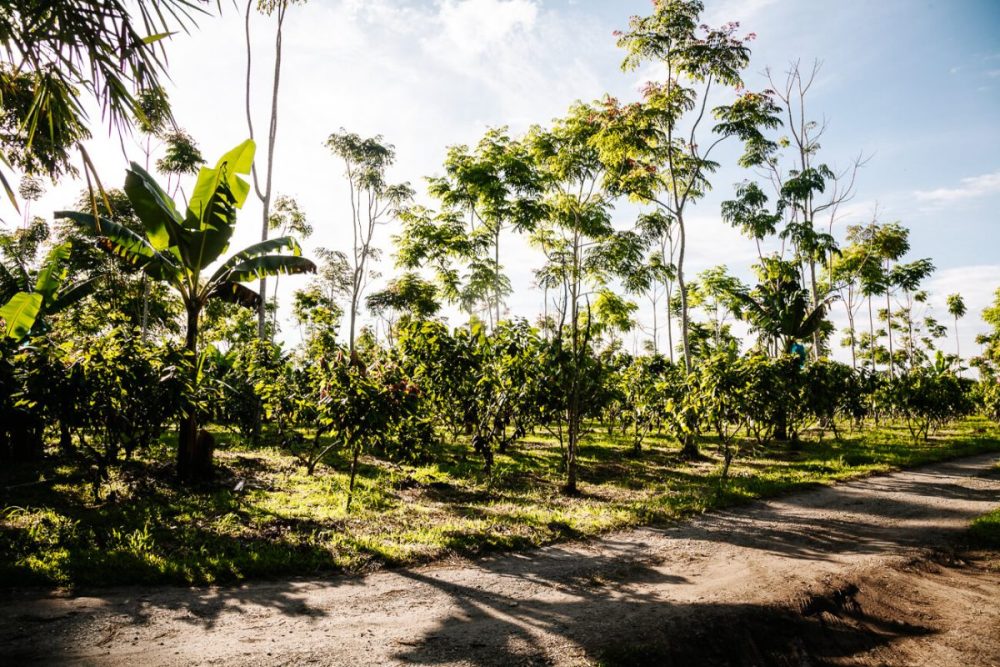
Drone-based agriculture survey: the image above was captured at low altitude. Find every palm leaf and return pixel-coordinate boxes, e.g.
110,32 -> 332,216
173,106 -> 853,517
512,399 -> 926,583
48,277 -> 99,314
187,139 -> 255,226
178,183 -> 237,269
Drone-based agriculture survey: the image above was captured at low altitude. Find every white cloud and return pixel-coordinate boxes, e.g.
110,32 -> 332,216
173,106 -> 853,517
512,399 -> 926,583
431,0 -> 538,59
704,0 -> 779,25
926,265 -> 1000,363
914,171 -> 1000,205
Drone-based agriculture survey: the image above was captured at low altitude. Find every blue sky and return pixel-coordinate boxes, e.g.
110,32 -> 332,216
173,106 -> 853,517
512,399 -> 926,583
11,0 -> 1000,358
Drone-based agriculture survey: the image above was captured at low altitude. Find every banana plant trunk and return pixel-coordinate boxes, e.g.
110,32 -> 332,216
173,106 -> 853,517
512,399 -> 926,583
178,303 -> 213,482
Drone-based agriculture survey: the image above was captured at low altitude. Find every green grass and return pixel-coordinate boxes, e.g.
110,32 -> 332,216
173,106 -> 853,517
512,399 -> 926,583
969,505 -> 1000,551
2,417 -> 999,588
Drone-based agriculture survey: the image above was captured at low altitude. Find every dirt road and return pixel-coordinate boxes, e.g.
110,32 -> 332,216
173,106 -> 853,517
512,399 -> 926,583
2,454 -> 999,666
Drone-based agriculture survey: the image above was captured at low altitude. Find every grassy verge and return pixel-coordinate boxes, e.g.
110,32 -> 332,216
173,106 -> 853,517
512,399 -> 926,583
2,417 -> 999,588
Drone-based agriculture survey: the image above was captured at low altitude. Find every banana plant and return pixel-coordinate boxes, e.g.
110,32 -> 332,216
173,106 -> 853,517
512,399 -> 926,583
729,256 -> 836,355
57,139 -> 316,480
0,242 -> 96,341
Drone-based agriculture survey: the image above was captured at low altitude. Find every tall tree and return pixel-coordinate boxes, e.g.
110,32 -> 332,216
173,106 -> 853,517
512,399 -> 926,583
828,219 -> 884,369
245,0 -> 304,338
426,128 -> 545,327
763,61 -> 866,358
600,0 -> 780,371
326,130 -> 412,353
528,103 -> 645,490
946,293 -> 966,363
58,140 -> 315,481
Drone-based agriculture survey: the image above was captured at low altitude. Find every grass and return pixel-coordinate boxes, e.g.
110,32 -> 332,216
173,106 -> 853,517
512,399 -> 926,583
969,509 -> 1000,549
2,416 -> 999,588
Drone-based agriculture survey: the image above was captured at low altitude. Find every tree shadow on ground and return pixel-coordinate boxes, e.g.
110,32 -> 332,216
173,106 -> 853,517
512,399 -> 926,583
388,543 -> 934,667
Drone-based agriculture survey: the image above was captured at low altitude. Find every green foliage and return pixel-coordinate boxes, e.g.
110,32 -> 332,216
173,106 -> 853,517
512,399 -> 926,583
0,0 -> 201,208
65,323 -> 186,490
617,354 -> 670,454
56,139 -> 315,480
883,363 -> 972,442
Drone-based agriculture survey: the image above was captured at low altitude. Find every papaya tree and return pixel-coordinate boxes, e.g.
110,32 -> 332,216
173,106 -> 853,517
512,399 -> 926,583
57,139 -> 315,481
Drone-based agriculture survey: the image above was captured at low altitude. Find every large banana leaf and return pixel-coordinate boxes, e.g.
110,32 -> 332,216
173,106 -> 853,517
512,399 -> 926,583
208,281 -> 263,309
33,243 -> 72,303
0,292 -> 43,339
124,163 -> 186,253
177,183 -> 237,270
48,277 -> 98,314
186,139 -> 254,228
220,255 -> 316,285
56,210 -> 182,284
208,236 -> 303,284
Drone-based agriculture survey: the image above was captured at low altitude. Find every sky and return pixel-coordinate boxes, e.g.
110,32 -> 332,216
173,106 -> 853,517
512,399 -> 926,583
8,0 -> 1000,361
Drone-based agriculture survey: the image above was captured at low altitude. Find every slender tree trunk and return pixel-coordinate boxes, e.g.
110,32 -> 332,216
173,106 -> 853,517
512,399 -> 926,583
665,282 -> 674,364
885,288 -> 894,378
868,294 -> 876,371
954,316 -> 960,361
140,276 -> 150,341
247,0 -> 286,340
809,259 -> 820,359
178,305 -> 200,481
677,214 -> 690,372
346,440 -> 361,511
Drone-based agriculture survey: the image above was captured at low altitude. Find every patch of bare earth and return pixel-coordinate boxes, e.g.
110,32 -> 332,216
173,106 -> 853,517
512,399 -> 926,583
0,454 -> 998,666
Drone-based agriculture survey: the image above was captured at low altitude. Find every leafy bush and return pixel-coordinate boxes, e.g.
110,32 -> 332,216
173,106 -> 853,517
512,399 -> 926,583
885,365 -> 971,442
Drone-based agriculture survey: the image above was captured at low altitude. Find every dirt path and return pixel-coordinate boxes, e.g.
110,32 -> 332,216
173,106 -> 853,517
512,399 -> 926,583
2,454 -> 999,666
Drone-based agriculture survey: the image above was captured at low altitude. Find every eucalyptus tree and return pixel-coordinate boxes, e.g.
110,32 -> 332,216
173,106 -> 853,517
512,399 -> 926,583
58,140 -> 316,481
598,0 -> 781,371
326,130 -> 413,352
721,61 -> 864,359
872,223 -> 912,376
946,293 -> 966,363
244,0 -> 306,338
528,103 -> 645,490
133,86 -> 172,171
720,180 -> 782,262
764,61 -> 866,354
829,222 -> 884,369
889,258 -> 935,369
17,175 -> 45,227
844,221 -> 909,374
156,130 -> 206,198
292,246 -> 351,354
425,128 -> 546,326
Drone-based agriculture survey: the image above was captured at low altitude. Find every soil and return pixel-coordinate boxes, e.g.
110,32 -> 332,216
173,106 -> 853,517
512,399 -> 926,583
1,453 -> 998,666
